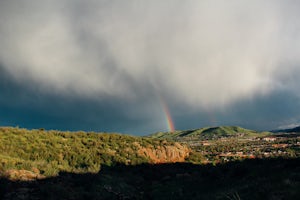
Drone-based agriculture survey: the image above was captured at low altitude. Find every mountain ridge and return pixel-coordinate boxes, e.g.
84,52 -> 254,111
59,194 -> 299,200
272,126 -> 300,133
148,126 -> 271,140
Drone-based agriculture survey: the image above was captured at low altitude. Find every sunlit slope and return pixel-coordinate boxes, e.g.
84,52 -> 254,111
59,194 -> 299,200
0,127 -> 189,178
149,126 -> 271,140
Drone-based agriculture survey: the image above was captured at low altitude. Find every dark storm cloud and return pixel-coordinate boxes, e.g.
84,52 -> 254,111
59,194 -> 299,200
1,1 -> 300,134
170,90 -> 300,132
0,65 -> 160,134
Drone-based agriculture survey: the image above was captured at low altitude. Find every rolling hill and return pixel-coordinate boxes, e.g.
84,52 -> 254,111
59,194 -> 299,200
148,126 -> 271,140
0,127 -> 190,179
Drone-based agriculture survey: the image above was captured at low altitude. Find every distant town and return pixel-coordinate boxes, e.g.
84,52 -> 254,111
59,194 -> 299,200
179,132 -> 300,164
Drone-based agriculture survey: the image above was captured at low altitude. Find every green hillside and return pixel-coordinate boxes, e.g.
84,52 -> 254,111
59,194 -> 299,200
149,126 -> 271,140
0,127 -> 187,178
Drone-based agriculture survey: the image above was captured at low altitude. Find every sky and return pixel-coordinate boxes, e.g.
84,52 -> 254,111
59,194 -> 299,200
1,0 -> 300,135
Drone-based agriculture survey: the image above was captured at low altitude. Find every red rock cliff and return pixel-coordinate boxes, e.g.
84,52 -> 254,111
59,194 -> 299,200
135,141 -> 190,163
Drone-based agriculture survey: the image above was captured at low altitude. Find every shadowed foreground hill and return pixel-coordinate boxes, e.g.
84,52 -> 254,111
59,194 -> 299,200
0,158 -> 299,200
0,127 -> 190,178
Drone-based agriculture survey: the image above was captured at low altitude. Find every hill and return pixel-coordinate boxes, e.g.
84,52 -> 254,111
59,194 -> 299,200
0,126 -> 299,199
148,126 -> 270,140
272,126 -> 300,134
1,158 -> 300,200
0,127 -> 190,179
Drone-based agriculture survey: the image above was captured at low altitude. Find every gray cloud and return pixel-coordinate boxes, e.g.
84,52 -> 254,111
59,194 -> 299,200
1,1 -> 300,133
0,65 -> 160,134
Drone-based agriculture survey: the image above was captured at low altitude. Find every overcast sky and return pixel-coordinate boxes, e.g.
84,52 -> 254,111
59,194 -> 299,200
1,1 -> 300,135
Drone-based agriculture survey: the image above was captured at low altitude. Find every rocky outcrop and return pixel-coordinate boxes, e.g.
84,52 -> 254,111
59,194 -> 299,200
4,169 -> 45,181
135,141 -> 190,163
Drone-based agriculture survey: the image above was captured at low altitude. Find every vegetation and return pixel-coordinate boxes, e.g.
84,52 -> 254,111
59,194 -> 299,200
187,135 -> 300,164
149,126 -> 299,164
0,126 -> 299,199
149,126 -> 271,140
0,127 -> 179,177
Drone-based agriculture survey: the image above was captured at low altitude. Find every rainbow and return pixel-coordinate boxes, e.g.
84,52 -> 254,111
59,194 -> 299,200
160,98 -> 175,132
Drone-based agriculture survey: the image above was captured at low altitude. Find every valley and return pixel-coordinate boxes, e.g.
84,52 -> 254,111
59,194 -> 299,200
151,126 -> 300,164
